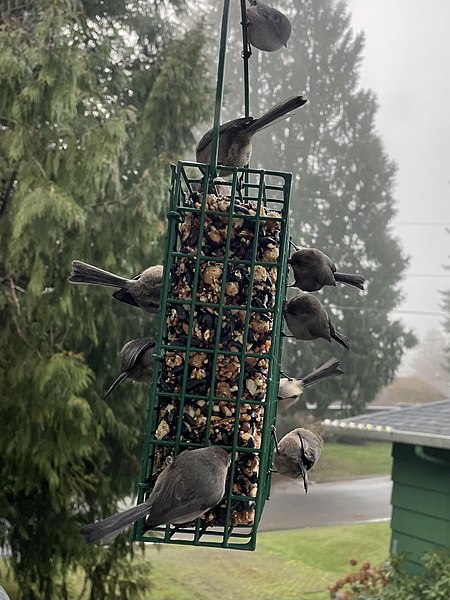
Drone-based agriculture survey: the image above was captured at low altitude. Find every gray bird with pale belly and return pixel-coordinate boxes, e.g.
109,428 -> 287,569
283,293 -> 350,350
196,96 -> 307,175
274,428 -> 324,493
277,357 -> 343,413
104,337 -> 155,398
288,247 -> 365,292
246,0 -> 292,52
80,446 -> 231,544
69,260 -> 163,313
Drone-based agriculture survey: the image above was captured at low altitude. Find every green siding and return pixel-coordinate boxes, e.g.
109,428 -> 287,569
392,448 -> 450,494
390,532 -> 442,569
392,483 -> 450,519
390,443 -> 450,573
391,507 -> 449,545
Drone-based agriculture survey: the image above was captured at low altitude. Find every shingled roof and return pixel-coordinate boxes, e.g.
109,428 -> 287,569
323,398 -> 450,450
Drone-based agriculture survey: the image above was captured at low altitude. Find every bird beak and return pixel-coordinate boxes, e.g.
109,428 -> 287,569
103,372 -> 128,399
300,465 -> 309,494
284,43 -> 288,49
297,433 -> 309,494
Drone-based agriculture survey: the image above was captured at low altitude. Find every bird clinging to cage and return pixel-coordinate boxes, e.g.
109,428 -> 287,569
246,0 -> 292,52
80,446 -> 231,544
283,293 -> 350,350
68,260 -> 163,312
104,337 -> 155,398
277,357 -> 343,413
288,247 -> 365,292
196,96 -> 307,175
274,428 -> 324,492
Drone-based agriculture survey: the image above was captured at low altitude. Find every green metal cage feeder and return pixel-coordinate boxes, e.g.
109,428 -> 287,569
132,0 -> 293,550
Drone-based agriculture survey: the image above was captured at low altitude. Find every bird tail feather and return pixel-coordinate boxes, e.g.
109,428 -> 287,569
334,272 -> 365,290
331,328 -> 350,351
302,357 -> 343,388
246,96 -> 307,135
68,260 -> 128,288
80,501 -> 151,545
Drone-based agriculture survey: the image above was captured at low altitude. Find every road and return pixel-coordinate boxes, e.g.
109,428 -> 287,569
259,475 -> 392,531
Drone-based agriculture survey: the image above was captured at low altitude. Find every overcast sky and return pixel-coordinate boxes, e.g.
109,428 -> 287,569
346,0 -> 450,343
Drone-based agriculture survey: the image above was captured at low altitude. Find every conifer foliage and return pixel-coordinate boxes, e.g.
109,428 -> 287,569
0,1 -> 211,597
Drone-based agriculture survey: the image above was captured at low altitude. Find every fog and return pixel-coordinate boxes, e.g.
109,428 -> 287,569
346,0 -> 450,344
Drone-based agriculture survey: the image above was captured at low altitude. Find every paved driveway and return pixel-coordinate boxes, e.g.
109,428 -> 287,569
259,475 -> 392,531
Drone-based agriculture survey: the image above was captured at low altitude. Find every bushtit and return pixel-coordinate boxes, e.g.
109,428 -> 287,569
196,96 -> 307,175
283,293 -> 350,351
68,260 -> 163,313
274,428 -> 324,492
80,446 -> 231,544
104,337 -> 155,398
278,357 -> 343,413
246,0 -> 291,52
288,248 -> 365,292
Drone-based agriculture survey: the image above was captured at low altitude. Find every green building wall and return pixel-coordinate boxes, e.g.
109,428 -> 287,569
390,442 -> 450,572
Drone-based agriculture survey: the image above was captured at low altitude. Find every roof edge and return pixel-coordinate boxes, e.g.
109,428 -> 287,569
322,419 -> 450,450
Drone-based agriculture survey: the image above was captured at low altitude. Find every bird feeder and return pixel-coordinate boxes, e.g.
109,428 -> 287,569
132,0 -> 292,550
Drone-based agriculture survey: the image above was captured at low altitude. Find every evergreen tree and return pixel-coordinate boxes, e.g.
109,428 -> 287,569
214,0 -> 416,416
0,0 -> 211,597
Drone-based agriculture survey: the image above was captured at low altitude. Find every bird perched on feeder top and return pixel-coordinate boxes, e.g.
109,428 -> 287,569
68,260 -> 163,313
288,247 -> 365,292
246,0 -> 292,52
277,357 -> 343,413
104,337 -> 155,398
274,428 -> 324,492
196,95 -> 307,175
80,446 -> 231,544
283,293 -> 350,351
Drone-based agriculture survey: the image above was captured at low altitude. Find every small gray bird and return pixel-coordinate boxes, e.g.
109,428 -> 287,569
283,293 -> 350,350
274,428 -> 324,492
80,446 -> 231,544
104,337 -> 155,398
278,357 -> 343,413
288,248 -> 365,292
68,260 -> 163,313
246,0 -> 292,52
196,96 -> 307,175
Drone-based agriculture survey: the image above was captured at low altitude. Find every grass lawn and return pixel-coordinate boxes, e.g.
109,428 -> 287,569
141,521 -> 390,600
311,442 -> 392,483
1,521 -> 390,600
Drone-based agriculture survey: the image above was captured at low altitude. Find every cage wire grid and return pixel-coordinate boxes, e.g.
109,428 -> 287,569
132,163 -> 292,550
132,0 -> 293,551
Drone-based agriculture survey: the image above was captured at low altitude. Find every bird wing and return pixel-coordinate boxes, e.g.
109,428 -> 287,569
324,253 -> 337,273
121,337 -> 155,371
196,117 -> 255,154
112,288 -> 140,307
254,3 -> 275,21
304,317 -> 328,340
146,460 -> 206,528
